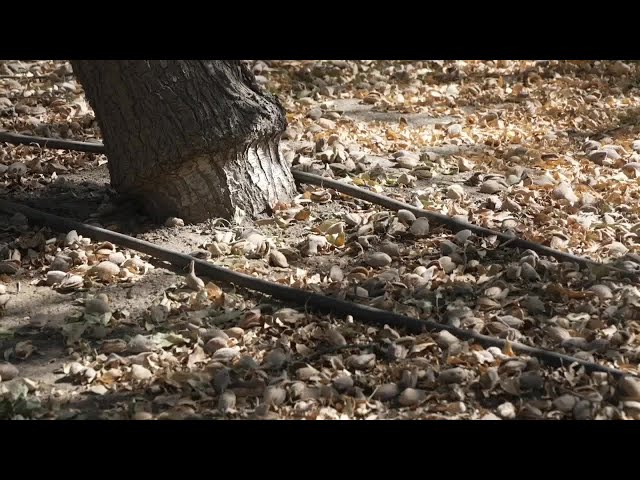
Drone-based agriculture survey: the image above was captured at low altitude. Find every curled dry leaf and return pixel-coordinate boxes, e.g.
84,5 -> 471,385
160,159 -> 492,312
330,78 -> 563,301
373,383 -> 400,401
269,250 -> 289,268
262,348 -> 288,370
438,367 -> 469,385
497,402 -> 517,419
329,265 -> 344,282
296,366 -> 319,381
553,394 -> 577,413
131,364 -> 152,381
128,335 -> 156,354
365,252 -> 392,268
218,390 -> 236,413
165,217 -> 185,227
398,388 -> 427,406
618,376 -> 640,400
347,353 -> 376,370
85,294 -> 110,314
212,347 -> 241,363
90,261 -> 120,281
205,337 -> 228,354
100,339 -> 127,354
0,362 -> 19,382
589,284 -> 613,301
64,230 -> 79,247
239,309 -> 262,329
332,375 -> 354,392
46,271 -> 66,285
397,209 -> 416,225
436,330 -> 460,348
552,182 -> 578,204
264,385 -> 287,406
326,328 -> 347,346
457,156 -> 474,172
409,217 -> 430,236
213,368 -> 231,393
446,184 -> 465,201
480,179 -> 506,194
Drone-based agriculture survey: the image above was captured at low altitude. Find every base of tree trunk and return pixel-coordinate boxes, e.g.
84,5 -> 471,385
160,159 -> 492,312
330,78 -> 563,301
71,60 -> 297,223
134,136 -> 294,222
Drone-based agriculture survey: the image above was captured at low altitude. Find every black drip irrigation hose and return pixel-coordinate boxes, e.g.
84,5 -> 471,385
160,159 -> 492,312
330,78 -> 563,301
294,171 -> 639,279
0,198 -> 633,378
0,131 -> 105,154
0,131 -> 637,379
1,130 -> 635,279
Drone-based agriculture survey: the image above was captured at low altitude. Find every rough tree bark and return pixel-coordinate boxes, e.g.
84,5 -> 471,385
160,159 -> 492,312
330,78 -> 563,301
70,60 -> 296,223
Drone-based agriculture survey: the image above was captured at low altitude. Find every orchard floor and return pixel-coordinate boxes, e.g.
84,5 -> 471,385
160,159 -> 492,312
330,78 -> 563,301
1,60 -> 640,419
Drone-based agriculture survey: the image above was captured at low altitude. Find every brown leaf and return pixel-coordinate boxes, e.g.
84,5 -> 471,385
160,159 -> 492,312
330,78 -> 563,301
187,345 -> 208,369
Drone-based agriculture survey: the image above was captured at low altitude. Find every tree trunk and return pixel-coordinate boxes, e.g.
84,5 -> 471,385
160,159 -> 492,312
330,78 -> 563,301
70,60 -> 296,223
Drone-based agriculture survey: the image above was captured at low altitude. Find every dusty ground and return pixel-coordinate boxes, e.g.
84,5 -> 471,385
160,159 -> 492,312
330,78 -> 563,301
1,60 -> 640,419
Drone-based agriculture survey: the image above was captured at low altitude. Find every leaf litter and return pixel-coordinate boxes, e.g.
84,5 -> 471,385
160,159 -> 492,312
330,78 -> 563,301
1,60 -> 640,419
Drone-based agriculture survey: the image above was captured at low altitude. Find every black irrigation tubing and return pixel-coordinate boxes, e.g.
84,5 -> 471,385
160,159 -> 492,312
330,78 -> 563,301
1,129 -> 636,279
294,170 -> 639,279
0,131 -> 105,154
0,135 -> 635,377
0,194 -> 634,379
